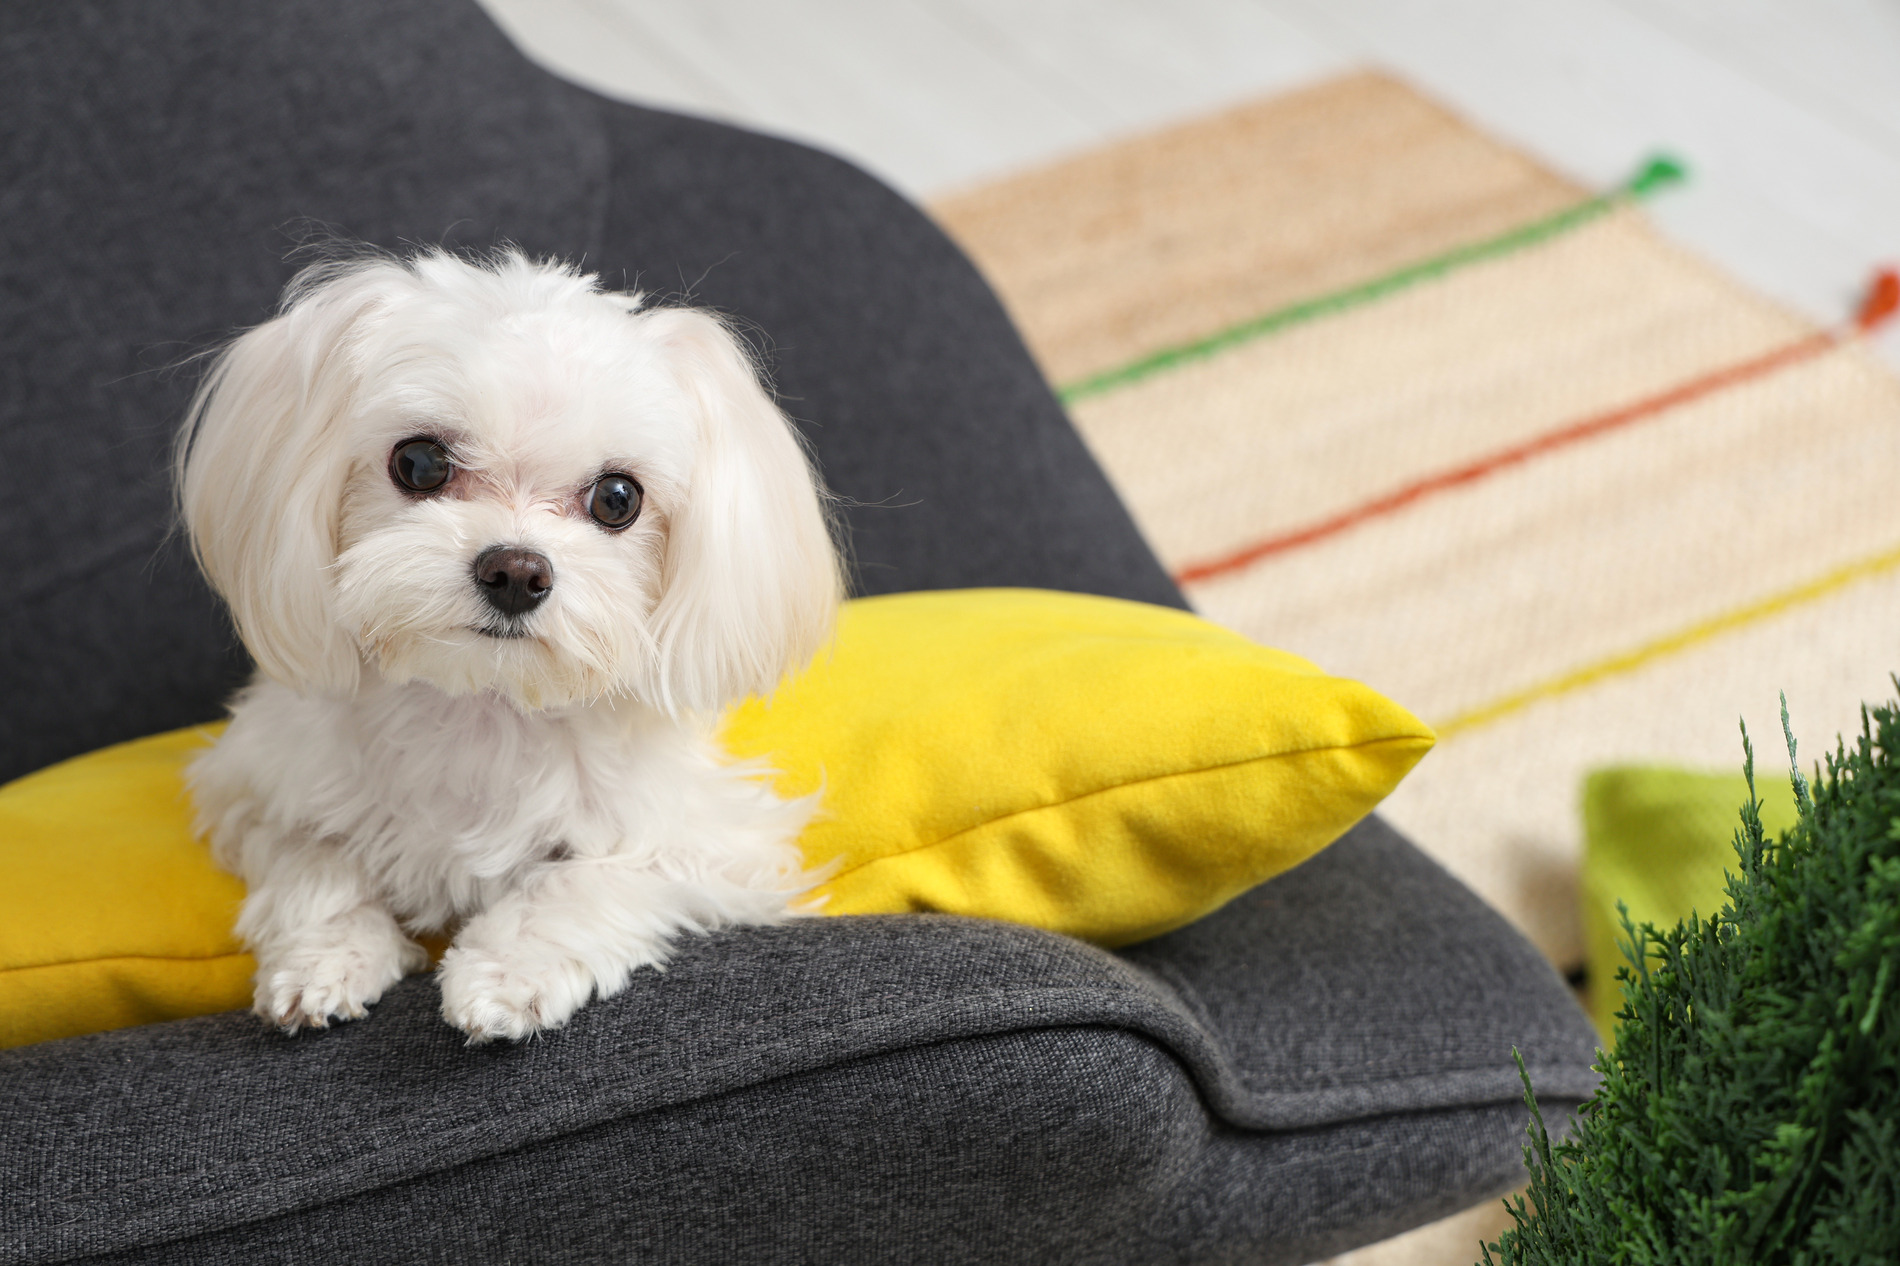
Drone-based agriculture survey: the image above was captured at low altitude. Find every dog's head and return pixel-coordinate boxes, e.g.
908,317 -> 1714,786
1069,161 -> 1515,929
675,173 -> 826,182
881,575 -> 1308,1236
177,248 -> 840,713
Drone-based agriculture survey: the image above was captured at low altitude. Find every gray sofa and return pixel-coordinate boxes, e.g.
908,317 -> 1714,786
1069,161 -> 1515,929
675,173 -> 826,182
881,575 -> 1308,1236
0,2 -> 1600,1261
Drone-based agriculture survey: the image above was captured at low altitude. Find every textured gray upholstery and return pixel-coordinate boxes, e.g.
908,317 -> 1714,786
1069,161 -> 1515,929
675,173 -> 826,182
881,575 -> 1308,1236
4,818 -> 1598,1264
0,1 -> 1600,1261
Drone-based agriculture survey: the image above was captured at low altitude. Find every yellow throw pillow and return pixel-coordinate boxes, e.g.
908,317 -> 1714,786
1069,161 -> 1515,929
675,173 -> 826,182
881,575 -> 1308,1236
0,727 -> 251,1049
0,588 -> 1433,1049
724,589 -> 1433,941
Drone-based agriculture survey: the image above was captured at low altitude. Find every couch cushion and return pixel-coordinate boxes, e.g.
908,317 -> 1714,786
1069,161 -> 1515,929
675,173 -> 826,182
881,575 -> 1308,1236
0,815 -> 1600,1264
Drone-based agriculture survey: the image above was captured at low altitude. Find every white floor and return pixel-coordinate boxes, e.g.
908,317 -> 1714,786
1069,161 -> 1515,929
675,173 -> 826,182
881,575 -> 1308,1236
477,0 -> 1900,367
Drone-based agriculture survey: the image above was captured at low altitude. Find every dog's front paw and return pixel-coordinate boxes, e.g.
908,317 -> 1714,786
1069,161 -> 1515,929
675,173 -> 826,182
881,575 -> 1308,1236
254,925 -> 427,1033
436,945 -> 596,1043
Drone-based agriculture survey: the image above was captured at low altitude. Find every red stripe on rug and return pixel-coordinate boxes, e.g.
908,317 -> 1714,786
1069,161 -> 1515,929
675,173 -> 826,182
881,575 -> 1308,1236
1174,267 -> 1900,588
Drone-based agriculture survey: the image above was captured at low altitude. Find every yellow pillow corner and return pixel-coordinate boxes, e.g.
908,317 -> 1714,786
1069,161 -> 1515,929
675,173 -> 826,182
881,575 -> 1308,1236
721,588 -> 1433,946
0,723 -> 249,1049
1,587 -> 1432,1049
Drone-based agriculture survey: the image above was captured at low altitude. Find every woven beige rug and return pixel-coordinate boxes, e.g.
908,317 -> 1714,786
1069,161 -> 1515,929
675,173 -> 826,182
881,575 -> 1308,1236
933,68 -> 1900,1266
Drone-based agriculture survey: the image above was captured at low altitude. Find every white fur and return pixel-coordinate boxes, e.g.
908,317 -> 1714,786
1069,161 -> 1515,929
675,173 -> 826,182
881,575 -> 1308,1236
176,248 -> 840,1041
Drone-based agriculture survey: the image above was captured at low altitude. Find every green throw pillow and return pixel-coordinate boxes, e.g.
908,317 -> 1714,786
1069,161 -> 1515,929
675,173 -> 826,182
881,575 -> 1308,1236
1580,766 -> 1800,1042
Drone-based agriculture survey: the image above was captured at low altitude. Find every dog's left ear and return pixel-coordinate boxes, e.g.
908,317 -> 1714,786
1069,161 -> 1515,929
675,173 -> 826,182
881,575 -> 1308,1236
637,307 -> 842,713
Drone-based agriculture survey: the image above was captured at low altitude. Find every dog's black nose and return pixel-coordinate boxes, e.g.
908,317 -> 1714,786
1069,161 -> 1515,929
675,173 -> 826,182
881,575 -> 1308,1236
472,546 -> 553,617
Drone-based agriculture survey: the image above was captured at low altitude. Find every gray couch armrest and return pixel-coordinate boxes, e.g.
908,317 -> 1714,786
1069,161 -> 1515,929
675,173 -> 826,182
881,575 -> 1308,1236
2,815 -> 1597,1264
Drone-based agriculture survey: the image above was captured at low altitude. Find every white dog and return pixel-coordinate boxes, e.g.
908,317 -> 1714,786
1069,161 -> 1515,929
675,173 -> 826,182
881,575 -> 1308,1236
176,248 -> 840,1042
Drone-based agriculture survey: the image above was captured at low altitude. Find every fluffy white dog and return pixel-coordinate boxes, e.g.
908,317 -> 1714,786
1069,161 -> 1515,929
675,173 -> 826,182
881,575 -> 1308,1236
176,248 -> 840,1042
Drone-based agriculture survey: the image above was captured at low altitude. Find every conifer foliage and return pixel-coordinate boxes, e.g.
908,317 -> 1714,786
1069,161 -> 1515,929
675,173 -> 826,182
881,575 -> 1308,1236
1483,695 -> 1900,1263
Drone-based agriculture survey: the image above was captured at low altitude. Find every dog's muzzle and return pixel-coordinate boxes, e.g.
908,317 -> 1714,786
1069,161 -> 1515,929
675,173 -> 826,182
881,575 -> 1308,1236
473,545 -> 553,618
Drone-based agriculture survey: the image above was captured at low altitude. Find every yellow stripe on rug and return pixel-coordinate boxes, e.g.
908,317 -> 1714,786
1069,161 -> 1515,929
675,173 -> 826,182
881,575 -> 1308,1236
1437,539 -> 1900,738
1378,560 -> 1900,967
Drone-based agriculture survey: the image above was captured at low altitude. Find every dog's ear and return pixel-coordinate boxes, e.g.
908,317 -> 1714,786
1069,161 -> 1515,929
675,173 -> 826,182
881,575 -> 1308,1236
636,308 -> 841,713
175,261 -> 405,696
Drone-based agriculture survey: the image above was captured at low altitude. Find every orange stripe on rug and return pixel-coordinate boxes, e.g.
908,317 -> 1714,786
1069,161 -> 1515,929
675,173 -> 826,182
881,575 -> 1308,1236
1433,537 -> 1900,739
1174,267 -> 1900,588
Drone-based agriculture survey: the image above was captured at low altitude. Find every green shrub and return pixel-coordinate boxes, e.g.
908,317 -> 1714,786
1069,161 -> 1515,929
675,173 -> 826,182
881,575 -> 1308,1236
1483,695 -> 1900,1264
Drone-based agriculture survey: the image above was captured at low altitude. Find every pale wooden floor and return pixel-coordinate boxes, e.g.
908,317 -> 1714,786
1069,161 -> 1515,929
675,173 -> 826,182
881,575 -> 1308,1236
477,0 -> 1900,369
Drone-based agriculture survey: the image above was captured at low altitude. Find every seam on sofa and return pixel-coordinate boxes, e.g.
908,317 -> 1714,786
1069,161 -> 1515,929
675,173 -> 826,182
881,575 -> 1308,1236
14,987 -> 1597,1236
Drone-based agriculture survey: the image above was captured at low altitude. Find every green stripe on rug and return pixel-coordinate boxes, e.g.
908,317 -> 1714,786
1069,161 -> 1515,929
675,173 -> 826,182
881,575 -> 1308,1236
1056,154 -> 1687,404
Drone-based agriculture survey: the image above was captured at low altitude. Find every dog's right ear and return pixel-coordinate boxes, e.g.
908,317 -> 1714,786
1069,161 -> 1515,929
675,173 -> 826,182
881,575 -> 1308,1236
632,307 -> 842,714
175,260 -> 407,696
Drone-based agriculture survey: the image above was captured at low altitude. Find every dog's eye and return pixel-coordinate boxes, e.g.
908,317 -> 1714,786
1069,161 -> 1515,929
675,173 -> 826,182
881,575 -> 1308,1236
588,474 -> 642,529
390,439 -> 452,493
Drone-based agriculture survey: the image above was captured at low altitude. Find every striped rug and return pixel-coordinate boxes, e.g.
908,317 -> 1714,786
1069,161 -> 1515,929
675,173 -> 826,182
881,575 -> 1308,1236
931,69 -> 1900,984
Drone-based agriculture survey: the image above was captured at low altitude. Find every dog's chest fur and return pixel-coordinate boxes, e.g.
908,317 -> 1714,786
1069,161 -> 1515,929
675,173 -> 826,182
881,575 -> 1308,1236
194,678 -> 691,931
